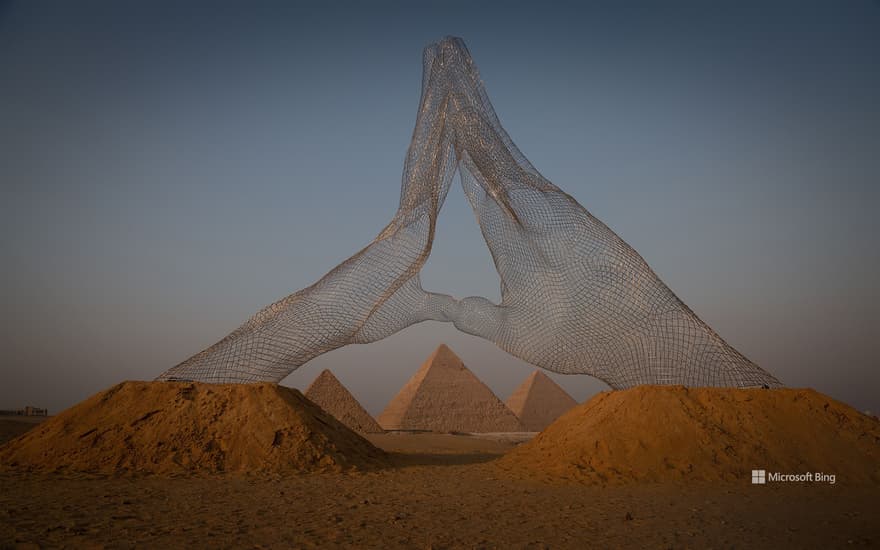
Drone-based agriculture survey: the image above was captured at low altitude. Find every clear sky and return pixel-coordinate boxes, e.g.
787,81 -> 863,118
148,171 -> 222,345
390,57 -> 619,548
1,1 -> 878,416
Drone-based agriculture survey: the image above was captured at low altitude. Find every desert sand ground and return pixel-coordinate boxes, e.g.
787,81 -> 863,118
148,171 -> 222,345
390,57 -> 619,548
0,421 -> 877,549
0,418 -> 46,447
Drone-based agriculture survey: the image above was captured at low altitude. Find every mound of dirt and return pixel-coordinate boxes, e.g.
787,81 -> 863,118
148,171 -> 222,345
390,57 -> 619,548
0,381 -> 388,475
498,386 -> 880,485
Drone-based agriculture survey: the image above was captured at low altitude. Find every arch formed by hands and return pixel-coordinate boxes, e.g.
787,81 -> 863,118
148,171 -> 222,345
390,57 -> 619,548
157,37 -> 780,389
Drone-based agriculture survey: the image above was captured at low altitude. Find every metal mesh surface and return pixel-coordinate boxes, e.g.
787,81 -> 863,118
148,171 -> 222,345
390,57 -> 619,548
157,37 -> 780,389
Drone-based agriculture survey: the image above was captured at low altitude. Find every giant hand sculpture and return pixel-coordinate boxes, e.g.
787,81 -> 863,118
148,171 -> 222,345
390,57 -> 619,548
157,37 -> 780,388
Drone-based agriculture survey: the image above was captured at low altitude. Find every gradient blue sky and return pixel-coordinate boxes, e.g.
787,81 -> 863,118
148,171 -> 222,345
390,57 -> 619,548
1,1 -> 878,415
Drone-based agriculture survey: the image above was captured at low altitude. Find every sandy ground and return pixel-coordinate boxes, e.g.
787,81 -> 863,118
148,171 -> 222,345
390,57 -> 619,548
365,432 -> 534,454
0,418 -> 47,448
1,424 -> 877,549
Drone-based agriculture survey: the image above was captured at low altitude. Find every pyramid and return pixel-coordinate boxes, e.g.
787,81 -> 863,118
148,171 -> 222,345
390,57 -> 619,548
505,370 -> 578,431
304,370 -> 383,434
378,344 -> 523,433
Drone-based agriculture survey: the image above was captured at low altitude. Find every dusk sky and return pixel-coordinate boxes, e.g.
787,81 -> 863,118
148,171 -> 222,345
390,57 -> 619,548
1,1 -> 878,416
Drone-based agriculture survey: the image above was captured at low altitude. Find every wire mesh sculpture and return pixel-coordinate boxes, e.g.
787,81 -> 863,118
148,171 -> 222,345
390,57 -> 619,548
157,37 -> 781,389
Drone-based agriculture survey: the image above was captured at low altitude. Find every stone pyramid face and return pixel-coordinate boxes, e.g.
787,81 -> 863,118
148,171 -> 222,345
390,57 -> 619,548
304,370 -> 384,434
378,344 -> 523,433
505,370 -> 578,431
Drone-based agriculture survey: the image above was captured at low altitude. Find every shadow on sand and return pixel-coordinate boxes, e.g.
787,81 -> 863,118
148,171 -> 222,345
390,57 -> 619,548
385,452 -> 502,468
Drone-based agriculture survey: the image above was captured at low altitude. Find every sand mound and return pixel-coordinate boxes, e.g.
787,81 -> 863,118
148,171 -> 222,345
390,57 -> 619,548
498,386 -> 880,485
0,381 -> 387,475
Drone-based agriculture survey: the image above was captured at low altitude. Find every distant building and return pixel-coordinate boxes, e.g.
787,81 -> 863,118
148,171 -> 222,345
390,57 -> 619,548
0,406 -> 47,417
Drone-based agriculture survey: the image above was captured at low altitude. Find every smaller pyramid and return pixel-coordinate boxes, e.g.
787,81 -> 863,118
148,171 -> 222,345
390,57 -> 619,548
378,344 -> 523,433
506,370 -> 578,431
305,370 -> 383,434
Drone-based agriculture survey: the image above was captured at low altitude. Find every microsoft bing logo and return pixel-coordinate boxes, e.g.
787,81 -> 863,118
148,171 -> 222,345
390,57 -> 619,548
751,469 -> 766,484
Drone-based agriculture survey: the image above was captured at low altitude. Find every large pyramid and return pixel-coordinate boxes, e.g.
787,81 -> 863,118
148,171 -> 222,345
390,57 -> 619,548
378,344 -> 523,433
506,370 -> 578,431
304,370 -> 383,434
